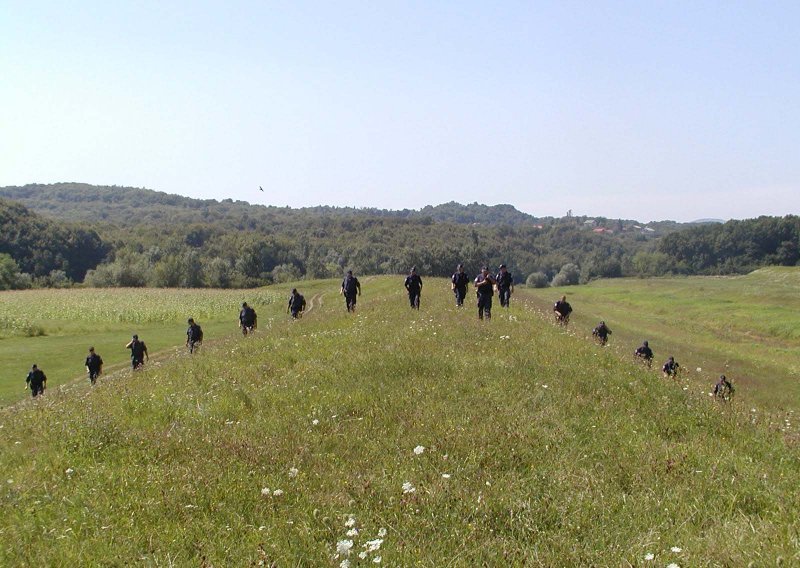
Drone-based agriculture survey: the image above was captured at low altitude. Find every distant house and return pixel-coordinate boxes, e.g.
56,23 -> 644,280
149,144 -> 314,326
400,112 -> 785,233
592,227 -> 614,234
583,219 -> 596,227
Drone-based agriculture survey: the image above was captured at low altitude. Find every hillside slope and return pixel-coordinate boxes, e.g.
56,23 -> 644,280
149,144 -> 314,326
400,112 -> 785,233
1,278 -> 797,565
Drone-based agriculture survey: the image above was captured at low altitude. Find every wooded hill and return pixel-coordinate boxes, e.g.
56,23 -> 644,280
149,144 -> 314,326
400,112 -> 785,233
0,183 -> 797,288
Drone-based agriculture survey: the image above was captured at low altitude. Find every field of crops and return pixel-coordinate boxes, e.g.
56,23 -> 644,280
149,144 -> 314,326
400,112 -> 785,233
0,288 -> 282,336
1,276 -> 797,565
0,286 -> 292,405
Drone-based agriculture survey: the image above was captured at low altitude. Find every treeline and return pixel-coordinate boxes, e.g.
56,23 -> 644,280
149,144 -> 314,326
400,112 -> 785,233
0,199 -> 108,289
0,184 -> 796,290
81,216 -> 653,288
657,215 -> 800,274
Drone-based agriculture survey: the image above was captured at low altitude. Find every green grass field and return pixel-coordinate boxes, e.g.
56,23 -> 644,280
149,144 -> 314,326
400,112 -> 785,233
522,267 -> 800,414
1,275 -> 798,565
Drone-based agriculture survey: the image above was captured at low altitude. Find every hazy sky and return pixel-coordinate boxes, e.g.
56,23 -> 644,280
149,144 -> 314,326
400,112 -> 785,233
1,1 -> 798,222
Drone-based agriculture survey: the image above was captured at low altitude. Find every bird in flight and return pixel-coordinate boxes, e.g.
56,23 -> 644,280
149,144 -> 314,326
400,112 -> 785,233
259,186 -> 264,192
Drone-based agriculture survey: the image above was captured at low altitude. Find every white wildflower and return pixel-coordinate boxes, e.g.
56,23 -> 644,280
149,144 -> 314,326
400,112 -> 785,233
336,539 -> 354,556
413,445 -> 425,455
312,419 -> 320,425
344,516 -> 356,528
289,467 -> 299,477
346,528 -> 358,537
358,551 -> 367,559
364,538 -> 383,552
261,487 -> 271,497
644,552 -> 654,560
670,546 -> 682,553
65,468 -> 74,476
666,564 -> 680,568
402,481 -> 416,494
272,489 -> 284,497
696,367 -> 702,372
378,527 -> 387,537
373,556 -> 381,563
339,560 -> 350,568
442,473 -> 451,479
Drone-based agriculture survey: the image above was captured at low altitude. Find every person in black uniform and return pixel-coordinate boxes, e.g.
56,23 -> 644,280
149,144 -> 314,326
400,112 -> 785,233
553,295 -> 572,325
495,264 -> 514,308
451,264 -> 469,307
287,288 -> 307,319
85,346 -> 104,385
713,374 -> 734,401
404,267 -> 423,310
341,270 -> 361,312
474,266 -> 496,320
126,334 -> 149,369
239,302 -> 257,335
186,318 -> 203,353
25,364 -> 47,397
634,340 -> 653,368
661,356 -> 680,378
592,321 -> 612,345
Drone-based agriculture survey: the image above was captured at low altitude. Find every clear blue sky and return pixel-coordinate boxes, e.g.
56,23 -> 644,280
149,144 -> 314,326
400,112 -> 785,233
1,1 -> 798,222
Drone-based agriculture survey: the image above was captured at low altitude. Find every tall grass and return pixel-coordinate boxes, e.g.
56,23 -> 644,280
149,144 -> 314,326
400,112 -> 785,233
0,277 -> 798,565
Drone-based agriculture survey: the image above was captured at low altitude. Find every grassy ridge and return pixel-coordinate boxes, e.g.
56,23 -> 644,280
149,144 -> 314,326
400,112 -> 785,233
1,276 -> 798,565
523,267 -> 800,413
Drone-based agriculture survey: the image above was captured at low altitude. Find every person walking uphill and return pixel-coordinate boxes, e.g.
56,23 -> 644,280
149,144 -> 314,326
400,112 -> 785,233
341,270 -> 361,313
451,264 -> 469,307
662,356 -> 680,378
85,347 -> 104,385
474,266 -> 496,320
239,302 -> 257,335
186,318 -> 203,353
404,267 -> 423,310
126,334 -> 149,369
495,264 -> 514,308
25,364 -> 47,397
287,288 -> 306,319
634,340 -> 653,367
553,295 -> 572,325
592,321 -> 612,346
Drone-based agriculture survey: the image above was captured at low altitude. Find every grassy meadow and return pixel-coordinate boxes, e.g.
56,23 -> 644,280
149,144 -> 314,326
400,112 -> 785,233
1,275 -> 798,565
523,267 -> 800,414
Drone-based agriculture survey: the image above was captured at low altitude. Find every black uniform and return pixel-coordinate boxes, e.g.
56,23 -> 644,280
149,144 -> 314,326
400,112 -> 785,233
341,274 -> 361,312
593,322 -> 611,345
634,342 -> 653,367
554,300 -> 572,322
495,270 -> 514,308
240,305 -> 257,333
26,367 -> 47,397
187,323 -> 203,353
85,353 -> 104,384
404,273 -> 423,309
451,270 -> 469,306
713,375 -> 734,400
128,339 -> 148,369
288,293 -> 306,318
474,273 -> 496,320
662,357 -> 680,377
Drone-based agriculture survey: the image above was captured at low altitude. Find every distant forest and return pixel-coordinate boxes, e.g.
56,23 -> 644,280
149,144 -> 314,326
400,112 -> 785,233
0,183 -> 797,289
